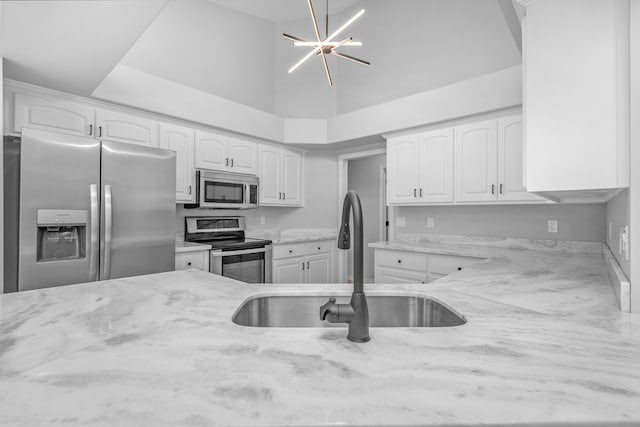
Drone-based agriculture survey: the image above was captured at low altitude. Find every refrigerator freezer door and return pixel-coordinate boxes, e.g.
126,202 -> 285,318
18,128 -> 101,291
100,140 -> 176,280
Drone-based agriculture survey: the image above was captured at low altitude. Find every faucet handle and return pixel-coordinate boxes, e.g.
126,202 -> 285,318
319,297 -> 337,321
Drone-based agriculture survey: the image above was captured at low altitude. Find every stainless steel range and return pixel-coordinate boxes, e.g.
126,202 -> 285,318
184,216 -> 272,283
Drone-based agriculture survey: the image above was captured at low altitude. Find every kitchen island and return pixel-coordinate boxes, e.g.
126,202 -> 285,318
1,242 -> 639,426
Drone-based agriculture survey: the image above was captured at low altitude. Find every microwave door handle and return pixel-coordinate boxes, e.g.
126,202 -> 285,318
244,183 -> 249,207
210,247 -> 267,257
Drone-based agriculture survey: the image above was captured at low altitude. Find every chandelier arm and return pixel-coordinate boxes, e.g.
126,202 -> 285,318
330,51 -> 370,66
289,48 -> 322,73
308,0 -> 323,42
323,9 -> 365,44
320,51 -> 333,86
283,33 -> 308,43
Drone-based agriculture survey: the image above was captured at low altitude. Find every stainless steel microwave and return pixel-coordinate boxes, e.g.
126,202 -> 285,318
184,170 -> 259,209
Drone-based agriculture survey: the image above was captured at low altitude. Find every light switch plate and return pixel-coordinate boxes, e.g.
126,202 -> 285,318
609,221 -> 613,241
547,220 -> 558,233
260,216 -> 266,225
427,217 -> 434,228
396,216 -> 406,227
621,225 -> 629,261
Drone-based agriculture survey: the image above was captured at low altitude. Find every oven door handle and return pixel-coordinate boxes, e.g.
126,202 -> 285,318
210,247 -> 267,257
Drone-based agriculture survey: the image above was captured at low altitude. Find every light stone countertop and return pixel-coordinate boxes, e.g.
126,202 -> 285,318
245,228 -> 337,244
175,240 -> 212,253
1,241 -> 639,426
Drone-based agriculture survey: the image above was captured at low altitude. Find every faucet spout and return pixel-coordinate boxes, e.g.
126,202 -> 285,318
321,191 -> 369,343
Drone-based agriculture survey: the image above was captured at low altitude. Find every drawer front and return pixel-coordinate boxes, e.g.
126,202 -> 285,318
375,249 -> 428,272
304,240 -> 333,254
375,267 -> 428,284
429,255 -> 481,275
175,252 -> 206,271
273,243 -> 306,259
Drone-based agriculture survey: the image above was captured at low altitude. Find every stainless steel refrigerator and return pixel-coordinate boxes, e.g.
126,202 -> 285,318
4,128 -> 176,293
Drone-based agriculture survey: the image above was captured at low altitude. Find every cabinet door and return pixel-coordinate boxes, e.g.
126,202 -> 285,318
14,92 -> 94,137
305,253 -> 331,284
194,131 -> 228,170
159,123 -> 195,203
273,257 -> 305,283
228,138 -> 257,174
95,109 -> 158,147
374,267 -> 428,284
454,120 -> 498,202
281,150 -> 303,206
417,129 -> 454,203
258,146 -> 282,205
498,116 -> 543,202
387,136 -> 420,204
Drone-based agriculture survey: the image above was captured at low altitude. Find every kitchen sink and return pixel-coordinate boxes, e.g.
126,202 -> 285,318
232,294 -> 466,328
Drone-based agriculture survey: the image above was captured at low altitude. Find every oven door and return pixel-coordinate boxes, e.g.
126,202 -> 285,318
200,179 -> 248,209
210,246 -> 272,283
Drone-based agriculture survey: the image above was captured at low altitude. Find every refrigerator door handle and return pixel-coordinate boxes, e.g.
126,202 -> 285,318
103,184 -> 113,280
89,184 -> 100,281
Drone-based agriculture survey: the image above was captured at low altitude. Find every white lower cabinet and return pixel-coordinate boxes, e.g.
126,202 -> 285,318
175,250 -> 210,272
272,240 -> 334,284
374,248 -> 482,284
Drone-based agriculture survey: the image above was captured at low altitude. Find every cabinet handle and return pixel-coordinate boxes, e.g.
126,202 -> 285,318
89,124 -> 93,136
301,262 -> 305,271
499,184 -> 503,194
397,259 -> 402,264
187,262 -> 192,266
188,185 -> 192,195
419,188 -> 423,197
306,261 -> 310,269
226,158 -> 229,166
288,249 -> 293,254
282,192 -> 285,200
457,267 -> 462,271
98,126 -> 102,138
230,158 -> 234,167
317,246 -> 321,250
413,188 -> 417,197
491,184 -> 495,195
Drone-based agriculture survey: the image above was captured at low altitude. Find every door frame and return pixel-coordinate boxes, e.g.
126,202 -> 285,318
337,148 -> 387,283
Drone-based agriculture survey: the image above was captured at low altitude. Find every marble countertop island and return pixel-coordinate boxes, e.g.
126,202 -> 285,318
1,239 -> 639,426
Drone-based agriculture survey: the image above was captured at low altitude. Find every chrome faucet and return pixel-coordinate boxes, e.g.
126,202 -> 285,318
319,191 -> 370,343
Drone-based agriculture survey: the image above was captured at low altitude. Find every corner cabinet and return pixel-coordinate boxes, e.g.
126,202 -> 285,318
523,0 -> 629,201
258,145 -> 303,207
159,122 -> 196,203
387,128 -> 454,204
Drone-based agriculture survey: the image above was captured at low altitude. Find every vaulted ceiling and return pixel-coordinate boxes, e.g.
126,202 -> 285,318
1,0 -> 522,121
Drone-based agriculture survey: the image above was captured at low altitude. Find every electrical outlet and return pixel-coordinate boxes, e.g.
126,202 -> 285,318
547,220 -> 558,233
620,225 -> 629,261
396,216 -> 406,228
260,216 -> 266,225
427,217 -> 435,228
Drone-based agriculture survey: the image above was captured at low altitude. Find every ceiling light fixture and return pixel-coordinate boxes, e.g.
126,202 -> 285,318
283,0 -> 370,86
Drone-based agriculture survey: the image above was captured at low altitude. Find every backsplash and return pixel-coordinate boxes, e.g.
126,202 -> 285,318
393,203 -> 606,242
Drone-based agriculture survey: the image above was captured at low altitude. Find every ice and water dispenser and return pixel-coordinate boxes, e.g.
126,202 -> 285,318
36,210 -> 87,262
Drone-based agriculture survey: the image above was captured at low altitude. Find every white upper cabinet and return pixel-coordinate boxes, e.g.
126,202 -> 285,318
387,129 -> 453,204
524,0 -> 629,201
258,146 -> 303,207
498,116 -> 542,202
454,120 -> 498,202
13,93 -> 94,137
95,109 -> 158,147
159,122 -> 195,203
194,131 -> 257,174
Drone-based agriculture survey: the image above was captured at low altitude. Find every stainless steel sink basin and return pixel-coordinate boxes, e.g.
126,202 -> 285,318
232,294 -> 466,328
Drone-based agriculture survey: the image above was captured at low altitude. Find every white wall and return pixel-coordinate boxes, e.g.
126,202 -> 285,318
630,0 -> 639,313
120,0 -> 276,113
394,204 -> 606,242
347,154 -> 386,283
606,190 -> 630,277
175,150 -> 339,234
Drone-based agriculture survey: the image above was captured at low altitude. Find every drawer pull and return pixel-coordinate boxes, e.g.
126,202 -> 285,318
397,259 -> 402,264
187,262 -> 192,266
317,246 -> 321,250
289,250 -> 293,253
457,267 -> 462,271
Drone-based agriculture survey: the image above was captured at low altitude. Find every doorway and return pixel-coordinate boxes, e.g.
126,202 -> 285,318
337,148 -> 387,284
